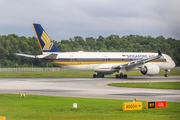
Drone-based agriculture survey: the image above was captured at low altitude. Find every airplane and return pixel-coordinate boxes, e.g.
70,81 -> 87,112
15,23 -> 176,78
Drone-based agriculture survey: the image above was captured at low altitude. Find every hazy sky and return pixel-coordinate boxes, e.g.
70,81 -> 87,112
0,0 -> 179,41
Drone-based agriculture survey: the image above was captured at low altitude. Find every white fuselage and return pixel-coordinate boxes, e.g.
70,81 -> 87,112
42,51 -> 175,73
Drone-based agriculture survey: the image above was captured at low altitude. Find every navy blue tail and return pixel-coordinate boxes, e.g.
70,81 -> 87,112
32,23 -> 60,53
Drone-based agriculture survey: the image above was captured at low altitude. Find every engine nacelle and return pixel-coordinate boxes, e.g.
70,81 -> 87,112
141,64 -> 160,76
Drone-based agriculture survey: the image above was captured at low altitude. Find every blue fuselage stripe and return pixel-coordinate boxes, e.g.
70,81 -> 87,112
55,58 -> 166,61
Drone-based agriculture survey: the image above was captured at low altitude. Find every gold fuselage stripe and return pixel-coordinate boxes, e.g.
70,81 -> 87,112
45,59 -> 167,66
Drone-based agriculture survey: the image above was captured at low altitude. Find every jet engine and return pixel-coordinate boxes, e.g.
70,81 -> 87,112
141,64 -> 160,76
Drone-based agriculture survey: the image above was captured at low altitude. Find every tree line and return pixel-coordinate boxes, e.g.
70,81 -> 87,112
0,34 -> 179,67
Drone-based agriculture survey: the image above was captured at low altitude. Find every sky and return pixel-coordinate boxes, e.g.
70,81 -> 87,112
0,0 -> 180,41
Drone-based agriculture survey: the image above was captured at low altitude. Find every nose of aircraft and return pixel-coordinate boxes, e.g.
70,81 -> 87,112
172,60 -> 176,68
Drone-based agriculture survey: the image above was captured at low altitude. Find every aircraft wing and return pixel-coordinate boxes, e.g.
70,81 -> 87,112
112,49 -> 162,69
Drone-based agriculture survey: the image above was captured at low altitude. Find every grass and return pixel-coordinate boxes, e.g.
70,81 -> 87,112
0,69 -> 179,78
108,82 -> 180,90
0,94 -> 180,120
0,71 -> 96,78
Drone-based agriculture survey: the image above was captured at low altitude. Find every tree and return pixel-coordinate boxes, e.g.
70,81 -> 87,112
86,37 -> 96,51
0,34 -> 179,67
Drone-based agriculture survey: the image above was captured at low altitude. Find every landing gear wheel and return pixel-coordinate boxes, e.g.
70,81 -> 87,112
93,74 -> 97,78
100,74 -> 104,78
115,74 -> 119,78
164,74 -> 168,77
164,70 -> 169,77
97,74 -> 100,78
123,74 -> 127,79
119,73 -> 123,79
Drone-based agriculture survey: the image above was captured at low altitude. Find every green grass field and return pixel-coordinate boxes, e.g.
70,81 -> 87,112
0,94 -> 180,120
108,82 -> 180,90
0,69 -> 179,78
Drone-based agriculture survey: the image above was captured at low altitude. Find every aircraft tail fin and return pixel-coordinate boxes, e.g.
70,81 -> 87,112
32,23 -> 60,53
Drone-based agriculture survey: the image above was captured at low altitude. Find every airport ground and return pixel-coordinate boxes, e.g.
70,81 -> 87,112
0,76 -> 180,101
0,68 -> 179,78
0,94 -> 180,120
0,72 -> 180,120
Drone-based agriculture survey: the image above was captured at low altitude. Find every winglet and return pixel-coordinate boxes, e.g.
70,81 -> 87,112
157,49 -> 162,56
18,50 -> 24,54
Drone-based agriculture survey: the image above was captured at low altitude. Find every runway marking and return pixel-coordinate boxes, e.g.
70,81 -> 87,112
96,82 -> 110,87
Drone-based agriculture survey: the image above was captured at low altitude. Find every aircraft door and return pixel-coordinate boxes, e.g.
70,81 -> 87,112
104,55 -> 108,62
70,55 -> 74,63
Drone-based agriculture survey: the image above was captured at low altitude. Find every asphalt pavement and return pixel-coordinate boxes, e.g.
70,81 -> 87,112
0,76 -> 180,102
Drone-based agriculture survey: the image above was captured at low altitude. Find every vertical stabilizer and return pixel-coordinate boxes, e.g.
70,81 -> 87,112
32,23 -> 60,53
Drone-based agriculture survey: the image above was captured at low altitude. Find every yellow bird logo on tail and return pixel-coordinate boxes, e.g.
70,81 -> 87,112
41,31 -> 54,50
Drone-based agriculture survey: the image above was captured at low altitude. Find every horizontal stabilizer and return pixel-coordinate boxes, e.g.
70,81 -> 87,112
36,53 -> 58,60
15,53 -> 36,58
16,50 -> 58,60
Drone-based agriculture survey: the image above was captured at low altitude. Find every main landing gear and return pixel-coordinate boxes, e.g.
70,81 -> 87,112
115,73 -> 127,79
164,70 -> 169,77
93,73 -> 104,78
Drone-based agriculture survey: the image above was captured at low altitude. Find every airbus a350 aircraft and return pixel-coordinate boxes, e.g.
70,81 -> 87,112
15,23 -> 176,78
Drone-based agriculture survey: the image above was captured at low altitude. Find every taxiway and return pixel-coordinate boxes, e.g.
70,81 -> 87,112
0,76 -> 180,102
